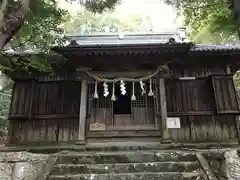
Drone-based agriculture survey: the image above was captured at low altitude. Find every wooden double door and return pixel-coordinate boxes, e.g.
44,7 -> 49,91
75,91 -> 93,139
86,82 -> 161,137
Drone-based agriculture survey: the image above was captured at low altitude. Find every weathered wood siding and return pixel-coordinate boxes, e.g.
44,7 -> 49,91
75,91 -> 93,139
8,64 -> 240,143
10,80 -> 34,118
168,115 -> 238,142
9,80 -> 81,144
211,75 -> 240,113
165,72 -> 240,142
166,78 -> 214,115
170,66 -> 226,78
9,118 -> 79,144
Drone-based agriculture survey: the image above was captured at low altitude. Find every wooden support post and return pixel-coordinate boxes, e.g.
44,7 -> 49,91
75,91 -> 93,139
159,78 -> 171,143
77,80 -> 88,145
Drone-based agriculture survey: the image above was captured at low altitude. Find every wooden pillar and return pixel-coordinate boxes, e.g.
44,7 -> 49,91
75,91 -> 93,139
159,78 -> 171,143
77,80 -> 88,144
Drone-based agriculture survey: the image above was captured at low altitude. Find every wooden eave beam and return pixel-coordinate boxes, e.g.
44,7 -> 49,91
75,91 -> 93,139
52,43 -> 192,57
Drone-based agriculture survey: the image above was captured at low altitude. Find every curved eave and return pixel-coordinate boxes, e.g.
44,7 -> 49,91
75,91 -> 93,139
189,44 -> 240,55
51,43 -> 193,57
189,49 -> 240,55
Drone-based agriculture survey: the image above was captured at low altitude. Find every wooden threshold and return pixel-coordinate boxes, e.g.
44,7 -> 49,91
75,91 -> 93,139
87,130 -> 161,138
105,125 -> 157,131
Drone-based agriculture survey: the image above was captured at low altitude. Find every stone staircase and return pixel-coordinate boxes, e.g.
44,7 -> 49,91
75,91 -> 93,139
47,149 -> 208,180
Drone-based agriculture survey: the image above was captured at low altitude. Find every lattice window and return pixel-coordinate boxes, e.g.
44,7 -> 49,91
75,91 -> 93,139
88,82 -> 113,109
131,81 -> 156,125
87,82 -> 113,125
87,81 -> 156,126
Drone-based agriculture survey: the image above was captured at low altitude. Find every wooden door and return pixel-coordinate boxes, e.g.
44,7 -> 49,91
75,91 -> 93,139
130,82 -> 156,128
86,82 -> 160,137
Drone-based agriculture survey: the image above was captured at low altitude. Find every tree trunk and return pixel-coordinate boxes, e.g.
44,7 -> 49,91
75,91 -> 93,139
0,0 -> 8,28
237,28 -> 240,42
0,0 -> 31,50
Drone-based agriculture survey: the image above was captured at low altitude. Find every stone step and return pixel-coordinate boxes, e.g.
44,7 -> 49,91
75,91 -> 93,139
55,151 -> 197,164
52,161 -> 201,175
48,172 -> 207,180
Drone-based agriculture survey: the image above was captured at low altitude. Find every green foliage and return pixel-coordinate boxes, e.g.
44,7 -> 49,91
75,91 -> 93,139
62,9 -> 150,34
0,52 -> 67,77
83,0 -> 121,13
164,0 -> 240,89
165,0 -> 239,44
6,0 -> 69,52
1,0 -> 136,74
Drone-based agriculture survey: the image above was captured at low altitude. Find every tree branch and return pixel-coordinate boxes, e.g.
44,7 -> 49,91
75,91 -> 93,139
0,0 -> 8,28
0,0 -> 32,50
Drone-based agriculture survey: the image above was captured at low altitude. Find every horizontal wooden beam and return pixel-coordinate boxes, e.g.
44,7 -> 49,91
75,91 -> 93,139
86,130 -> 161,138
88,125 -> 157,131
166,111 -> 214,116
76,70 -> 159,79
8,114 -> 79,120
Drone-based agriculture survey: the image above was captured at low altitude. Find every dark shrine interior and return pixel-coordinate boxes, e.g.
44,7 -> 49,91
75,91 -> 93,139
113,83 -> 132,115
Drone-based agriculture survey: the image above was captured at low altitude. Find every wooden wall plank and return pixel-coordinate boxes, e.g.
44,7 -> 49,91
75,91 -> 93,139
32,81 -> 81,115
170,66 -> 226,78
9,118 -> 79,144
212,75 -> 240,114
9,80 -> 81,144
9,81 -> 34,116
168,115 -> 238,142
166,78 -> 214,115
8,64 -> 239,144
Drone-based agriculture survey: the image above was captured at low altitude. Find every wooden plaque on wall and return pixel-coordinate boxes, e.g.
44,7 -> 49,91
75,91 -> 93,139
89,123 -> 106,131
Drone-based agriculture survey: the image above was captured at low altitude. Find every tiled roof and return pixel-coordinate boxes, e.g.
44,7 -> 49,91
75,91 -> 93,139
55,33 -> 240,54
63,32 -> 184,46
3,33 -> 240,55
192,44 -> 240,52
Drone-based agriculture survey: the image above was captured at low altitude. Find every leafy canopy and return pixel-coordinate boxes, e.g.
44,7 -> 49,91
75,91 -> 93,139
4,0 -> 69,51
164,0 -> 238,44
1,0 -> 126,74
61,9 -> 152,34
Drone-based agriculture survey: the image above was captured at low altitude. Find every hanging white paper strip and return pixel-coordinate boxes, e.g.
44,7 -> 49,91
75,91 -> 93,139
140,81 -> 146,96
93,80 -> 99,99
131,82 -> 136,101
148,78 -> 154,96
120,80 -> 126,95
111,82 -> 116,101
103,82 -> 109,97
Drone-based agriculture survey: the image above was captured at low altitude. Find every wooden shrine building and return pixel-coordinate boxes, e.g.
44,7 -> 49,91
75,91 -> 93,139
7,33 -> 240,145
